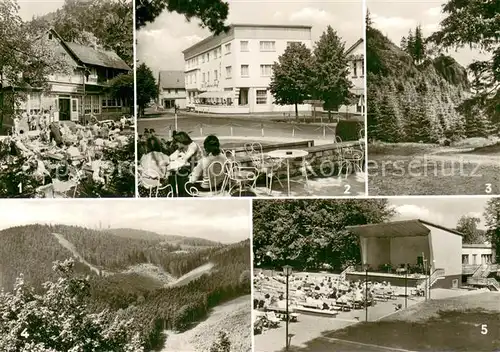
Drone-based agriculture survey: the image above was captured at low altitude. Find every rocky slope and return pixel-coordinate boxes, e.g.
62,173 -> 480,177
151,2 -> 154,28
367,25 -> 492,143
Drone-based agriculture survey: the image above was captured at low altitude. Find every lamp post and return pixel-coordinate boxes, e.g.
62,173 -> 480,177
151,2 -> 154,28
429,260 -> 435,300
283,265 -> 293,351
423,258 -> 428,300
404,266 -> 408,309
364,263 -> 369,322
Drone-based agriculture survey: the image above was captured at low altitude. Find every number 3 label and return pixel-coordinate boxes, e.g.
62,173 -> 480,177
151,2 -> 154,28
485,184 -> 492,194
481,324 -> 488,335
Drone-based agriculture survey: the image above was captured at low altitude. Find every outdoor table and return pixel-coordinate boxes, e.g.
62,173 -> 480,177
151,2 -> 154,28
266,149 -> 308,196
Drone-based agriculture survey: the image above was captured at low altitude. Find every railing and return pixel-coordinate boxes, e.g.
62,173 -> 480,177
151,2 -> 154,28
340,265 -> 355,280
467,277 -> 500,291
429,268 -> 445,287
462,264 -> 481,275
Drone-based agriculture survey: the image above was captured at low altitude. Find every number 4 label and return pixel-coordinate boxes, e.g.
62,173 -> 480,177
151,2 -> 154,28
481,324 -> 488,335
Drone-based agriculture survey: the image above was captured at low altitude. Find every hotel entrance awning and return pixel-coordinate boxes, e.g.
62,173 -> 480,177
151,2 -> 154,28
196,91 -> 233,99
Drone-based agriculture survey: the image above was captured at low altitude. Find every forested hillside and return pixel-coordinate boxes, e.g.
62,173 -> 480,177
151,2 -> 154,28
367,23 -> 494,143
0,224 -> 250,350
106,228 -> 222,247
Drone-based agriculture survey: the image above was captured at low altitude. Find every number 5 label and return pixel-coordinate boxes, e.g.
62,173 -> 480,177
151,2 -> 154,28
481,324 -> 488,335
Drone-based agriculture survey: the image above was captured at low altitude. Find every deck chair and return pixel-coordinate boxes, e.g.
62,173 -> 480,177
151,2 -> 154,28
265,311 -> 281,328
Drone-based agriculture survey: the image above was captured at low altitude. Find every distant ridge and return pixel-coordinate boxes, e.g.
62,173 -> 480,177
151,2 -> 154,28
106,228 -> 223,247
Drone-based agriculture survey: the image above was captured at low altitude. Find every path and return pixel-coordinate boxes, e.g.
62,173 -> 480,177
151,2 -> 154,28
162,295 -> 252,352
168,262 -> 215,287
52,233 -> 110,276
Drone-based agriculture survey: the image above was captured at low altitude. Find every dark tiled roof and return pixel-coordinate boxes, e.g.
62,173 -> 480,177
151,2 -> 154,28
158,70 -> 185,89
65,42 -> 130,71
346,38 -> 364,56
347,219 -> 463,238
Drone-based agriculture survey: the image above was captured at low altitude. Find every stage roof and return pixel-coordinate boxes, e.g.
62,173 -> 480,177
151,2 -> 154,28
346,219 -> 463,238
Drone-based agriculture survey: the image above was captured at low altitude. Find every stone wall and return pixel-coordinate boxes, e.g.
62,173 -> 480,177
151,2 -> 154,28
237,141 -> 365,180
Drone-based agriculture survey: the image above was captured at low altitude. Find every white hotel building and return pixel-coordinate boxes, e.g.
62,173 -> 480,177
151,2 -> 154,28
182,24 -> 314,114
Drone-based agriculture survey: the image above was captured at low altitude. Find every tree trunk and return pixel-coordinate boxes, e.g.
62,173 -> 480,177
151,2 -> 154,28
295,103 -> 298,120
0,71 -> 3,130
328,109 -> 332,123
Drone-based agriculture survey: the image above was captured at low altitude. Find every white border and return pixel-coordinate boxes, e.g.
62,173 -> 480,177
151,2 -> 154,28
133,1 -> 139,198
362,0 -> 369,197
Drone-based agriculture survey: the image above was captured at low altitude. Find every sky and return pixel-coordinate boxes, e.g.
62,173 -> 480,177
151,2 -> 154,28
137,0 -> 363,76
389,197 -> 491,230
0,199 -> 250,243
368,0 -> 490,68
17,0 -> 66,20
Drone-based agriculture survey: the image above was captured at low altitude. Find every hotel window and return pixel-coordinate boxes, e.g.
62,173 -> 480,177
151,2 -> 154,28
202,54 -> 205,63
241,64 -> 249,77
361,59 -> 365,76
260,41 -> 276,52
214,70 -> 218,80
225,66 -> 232,78
203,72 -> 206,82
207,52 -> 210,61
213,49 -> 217,59
92,95 -> 100,114
225,43 -> 231,54
193,73 -> 197,83
207,71 -> 210,82
256,90 -> 267,104
260,64 -> 272,77
287,41 -> 300,48
353,61 -> 358,77
240,40 -> 249,52
462,254 -> 469,264
84,96 -> 91,114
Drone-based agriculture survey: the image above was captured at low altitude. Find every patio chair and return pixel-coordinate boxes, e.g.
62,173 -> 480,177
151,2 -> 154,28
265,312 -> 281,328
337,146 -> 364,178
225,158 -> 259,197
138,168 -> 172,197
244,142 -> 283,195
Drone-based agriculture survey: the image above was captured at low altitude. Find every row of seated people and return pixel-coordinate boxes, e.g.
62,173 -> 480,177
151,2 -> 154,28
138,130 -> 227,197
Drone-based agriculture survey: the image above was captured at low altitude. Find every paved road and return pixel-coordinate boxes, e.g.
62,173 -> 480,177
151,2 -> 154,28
137,113 -> 338,141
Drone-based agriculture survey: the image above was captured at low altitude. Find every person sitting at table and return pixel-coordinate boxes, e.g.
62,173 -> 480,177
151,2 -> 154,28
168,131 -> 202,197
188,135 -> 227,191
138,136 -> 170,197
49,122 -> 64,148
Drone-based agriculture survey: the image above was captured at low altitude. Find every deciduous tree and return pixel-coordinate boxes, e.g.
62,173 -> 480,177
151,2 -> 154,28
136,63 -> 158,118
456,215 -> 484,244
269,43 -> 313,119
136,0 -> 230,35
0,0 -> 70,129
253,199 -> 395,271
484,198 -> 500,262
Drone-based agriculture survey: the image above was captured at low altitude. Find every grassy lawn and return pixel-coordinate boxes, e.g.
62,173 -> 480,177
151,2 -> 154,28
324,292 -> 500,352
368,143 -> 500,195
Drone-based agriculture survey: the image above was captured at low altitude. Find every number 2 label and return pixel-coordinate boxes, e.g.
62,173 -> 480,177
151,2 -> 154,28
344,185 -> 351,194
